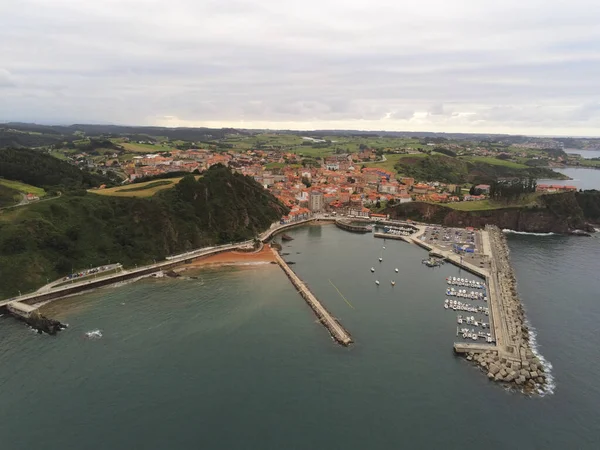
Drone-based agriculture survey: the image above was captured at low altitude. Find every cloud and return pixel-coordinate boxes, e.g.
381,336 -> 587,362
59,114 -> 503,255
0,0 -> 599,135
0,69 -> 16,88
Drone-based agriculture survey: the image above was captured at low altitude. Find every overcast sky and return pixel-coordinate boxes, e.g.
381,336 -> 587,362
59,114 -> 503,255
1,0 -> 600,135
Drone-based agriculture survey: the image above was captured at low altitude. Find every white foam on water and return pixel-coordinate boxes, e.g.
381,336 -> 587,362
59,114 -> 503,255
525,319 -> 556,396
502,229 -> 555,237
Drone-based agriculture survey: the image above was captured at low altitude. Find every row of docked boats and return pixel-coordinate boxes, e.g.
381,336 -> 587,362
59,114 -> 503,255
457,315 -> 489,328
446,276 -> 485,289
444,299 -> 489,315
446,288 -> 487,301
458,327 -> 494,343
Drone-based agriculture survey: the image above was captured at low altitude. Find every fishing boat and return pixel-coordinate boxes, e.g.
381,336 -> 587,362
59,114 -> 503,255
391,281 -> 396,286
375,280 -> 380,285
379,257 -> 383,262
281,234 -> 294,241
394,268 -> 399,273
370,267 -> 375,273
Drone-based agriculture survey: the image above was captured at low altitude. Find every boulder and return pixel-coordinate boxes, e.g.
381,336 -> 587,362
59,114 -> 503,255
530,371 -> 538,379
500,368 -> 508,378
466,355 -> 472,361
495,374 -> 504,382
520,369 -> 529,378
515,376 -> 524,385
489,363 -> 501,376
537,377 -> 544,384
487,372 -> 494,380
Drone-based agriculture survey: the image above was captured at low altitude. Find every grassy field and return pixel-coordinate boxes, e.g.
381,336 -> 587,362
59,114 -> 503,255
119,142 -> 172,153
365,153 -> 427,172
460,156 -> 529,169
0,179 -> 46,197
90,176 -> 201,198
441,193 -> 542,211
90,178 -> 180,197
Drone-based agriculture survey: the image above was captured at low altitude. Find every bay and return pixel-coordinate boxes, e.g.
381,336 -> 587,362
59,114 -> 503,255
0,225 -> 599,449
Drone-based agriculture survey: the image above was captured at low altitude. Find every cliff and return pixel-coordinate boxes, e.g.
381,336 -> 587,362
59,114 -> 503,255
385,192 -> 599,233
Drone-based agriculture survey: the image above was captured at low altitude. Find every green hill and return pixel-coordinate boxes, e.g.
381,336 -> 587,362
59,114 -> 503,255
394,154 -> 567,183
0,165 -> 288,297
0,147 -> 112,190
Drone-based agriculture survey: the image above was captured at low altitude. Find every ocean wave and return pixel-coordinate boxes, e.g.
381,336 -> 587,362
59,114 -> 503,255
526,321 -> 556,396
502,229 -> 555,236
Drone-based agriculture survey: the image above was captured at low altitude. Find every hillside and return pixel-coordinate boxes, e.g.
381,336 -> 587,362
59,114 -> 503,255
394,154 -> 567,183
385,191 -> 600,232
0,165 -> 287,297
0,184 -> 20,208
0,148 -> 112,190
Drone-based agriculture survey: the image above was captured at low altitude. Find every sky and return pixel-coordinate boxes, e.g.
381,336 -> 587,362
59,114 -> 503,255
1,0 -> 600,136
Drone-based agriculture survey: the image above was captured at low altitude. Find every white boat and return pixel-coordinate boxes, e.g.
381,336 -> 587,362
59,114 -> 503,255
383,246 -> 386,249
375,280 -> 380,285
378,257 -> 383,262
370,267 -> 375,272
391,281 -> 395,286
394,268 -> 399,273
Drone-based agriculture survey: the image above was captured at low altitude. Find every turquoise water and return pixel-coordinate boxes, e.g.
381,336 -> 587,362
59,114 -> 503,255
1,225 -> 599,449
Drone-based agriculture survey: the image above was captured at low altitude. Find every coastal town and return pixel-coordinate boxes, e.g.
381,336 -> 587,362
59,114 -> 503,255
81,140 -> 580,222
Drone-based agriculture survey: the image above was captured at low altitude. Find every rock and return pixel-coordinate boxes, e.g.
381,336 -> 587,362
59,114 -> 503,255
500,369 -> 508,378
520,369 -> 529,378
466,355 -> 473,361
480,361 -> 488,369
495,374 -> 504,382
515,376 -> 524,385
537,377 -> 544,384
487,372 -> 494,379
505,372 -> 515,382
489,363 -> 501,375
530,371 -> 538,379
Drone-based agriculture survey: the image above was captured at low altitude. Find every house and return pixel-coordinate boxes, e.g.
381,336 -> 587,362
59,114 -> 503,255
475,184 -> 491,194
397,193 -> 412,204
26,193 -> 40,202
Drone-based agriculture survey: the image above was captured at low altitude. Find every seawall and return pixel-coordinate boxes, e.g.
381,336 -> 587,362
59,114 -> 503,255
272,248 -> 353,346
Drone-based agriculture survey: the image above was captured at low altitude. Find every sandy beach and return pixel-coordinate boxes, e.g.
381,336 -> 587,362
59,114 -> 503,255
176,245 -> 275,270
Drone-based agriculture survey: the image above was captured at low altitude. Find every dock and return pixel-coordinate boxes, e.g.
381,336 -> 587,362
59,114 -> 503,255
272,248 -> 353,346
335,219 -> 372,233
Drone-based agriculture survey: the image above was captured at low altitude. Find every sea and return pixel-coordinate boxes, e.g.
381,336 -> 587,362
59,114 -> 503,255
1,225 -> 600,449
564,148 -> 600,159
539,166 -> 600,191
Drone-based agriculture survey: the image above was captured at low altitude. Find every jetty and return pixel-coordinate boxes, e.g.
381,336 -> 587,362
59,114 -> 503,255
335,219 -> 372,233
271,248 -> 353,346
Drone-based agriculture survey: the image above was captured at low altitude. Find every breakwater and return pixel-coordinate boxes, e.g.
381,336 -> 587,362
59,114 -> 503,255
271,248 -> 353,346
335,219 -> 372,233
458,225 -> 549,393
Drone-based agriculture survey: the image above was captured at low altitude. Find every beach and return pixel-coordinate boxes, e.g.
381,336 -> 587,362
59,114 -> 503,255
176,244 -> 275,270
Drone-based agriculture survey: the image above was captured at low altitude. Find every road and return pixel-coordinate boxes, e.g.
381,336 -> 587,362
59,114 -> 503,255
0,218 -> 316,307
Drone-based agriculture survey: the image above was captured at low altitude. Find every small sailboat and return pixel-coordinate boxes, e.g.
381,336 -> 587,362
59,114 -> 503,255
391,281 -> 396,286
394,268 -> 399,273
370,267 -> 375,273
375,280 -> 380,285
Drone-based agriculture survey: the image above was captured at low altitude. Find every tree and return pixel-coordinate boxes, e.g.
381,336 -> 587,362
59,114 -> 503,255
301,176 -> 311,188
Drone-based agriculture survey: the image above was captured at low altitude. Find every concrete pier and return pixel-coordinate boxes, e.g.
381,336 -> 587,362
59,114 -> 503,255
272,248 -> 353,346
335,219 -> 372,233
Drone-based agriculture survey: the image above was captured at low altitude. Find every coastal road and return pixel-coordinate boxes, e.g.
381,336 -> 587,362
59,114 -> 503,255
0,218 -> 317,308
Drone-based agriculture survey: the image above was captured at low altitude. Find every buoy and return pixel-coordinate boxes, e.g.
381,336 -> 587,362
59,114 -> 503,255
394,268 -> 399,273
375,280 -> 380,285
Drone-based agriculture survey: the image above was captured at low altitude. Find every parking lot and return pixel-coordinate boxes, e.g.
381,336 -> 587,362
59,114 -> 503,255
420,226 -> 489,269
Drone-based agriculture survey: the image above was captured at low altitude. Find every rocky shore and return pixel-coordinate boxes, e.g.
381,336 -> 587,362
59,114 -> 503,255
463,225 -> 549,394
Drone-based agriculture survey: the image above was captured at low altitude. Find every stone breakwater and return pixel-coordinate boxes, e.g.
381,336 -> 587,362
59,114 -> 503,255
463,225 -> 549,394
